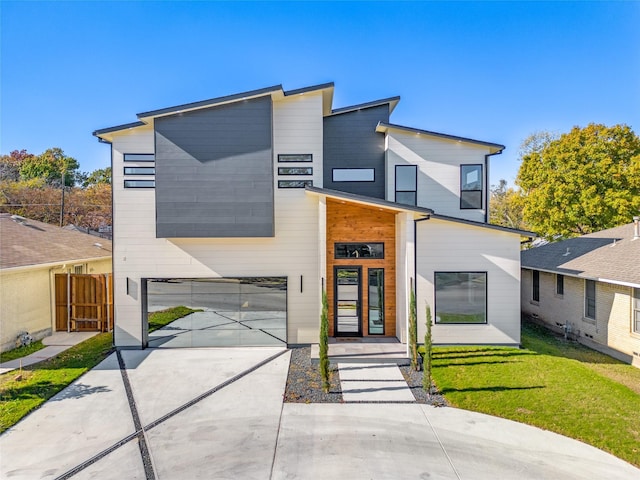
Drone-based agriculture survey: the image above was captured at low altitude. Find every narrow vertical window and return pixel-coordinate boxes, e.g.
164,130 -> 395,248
368,269 -> 384,335
395,165 -> 417,206
556,274 -> 564,296
585,280 -> 596,319
633,288 -> 640,334
532,270 -> 540,302
460,164 -> 483,209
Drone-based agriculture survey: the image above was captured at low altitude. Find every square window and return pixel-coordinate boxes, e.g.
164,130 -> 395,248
435,272 -> 487,324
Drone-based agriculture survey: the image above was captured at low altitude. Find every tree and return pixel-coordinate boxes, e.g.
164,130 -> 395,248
489,179 -> 528,230
19,148 -> 80,186
80,167 -> 111,188
423,303 -> 433,395
319,290 -> 330,393
1,149 -> 35,182
516,124 -> 640,239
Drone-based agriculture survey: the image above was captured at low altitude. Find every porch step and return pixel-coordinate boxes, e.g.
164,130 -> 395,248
310,342 -> 409,365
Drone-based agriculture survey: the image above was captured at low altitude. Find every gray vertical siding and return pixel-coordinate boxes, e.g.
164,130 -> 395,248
323,104 -> 389,198
154,96 -> 274,238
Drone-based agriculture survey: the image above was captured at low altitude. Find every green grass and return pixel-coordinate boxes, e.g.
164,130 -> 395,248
0,341 -> 45,363
422,322 -> 640,467
0,332 -> 114,433
148,306 -> 203,332
436,313 -> 485,324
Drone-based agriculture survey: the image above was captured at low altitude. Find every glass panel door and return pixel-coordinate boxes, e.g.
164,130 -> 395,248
368,269 -> 384,334
335,267 -> 361,336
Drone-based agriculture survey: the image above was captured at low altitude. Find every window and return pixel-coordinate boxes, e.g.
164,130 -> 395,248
435,272 -> 487,324
332,168 -> 375,182
278,154 -> 312,163
532,270 -> 540,302
368,269 -> 384,335
124,180 -> 155,188
395,165 -> 417,206
460,164 -> 483,209
633,288 -> 640,334
556,274 -> 564,295
335,243 -> 384,259
124,167 -> 155,175
73,264 -> 85,274
585,280 -> 596,319
278,180 -> 312,188
278,167 -> 313,175
124,153 -> 155,162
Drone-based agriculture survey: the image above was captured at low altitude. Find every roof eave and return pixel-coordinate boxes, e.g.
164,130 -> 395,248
328,96 -> 401,117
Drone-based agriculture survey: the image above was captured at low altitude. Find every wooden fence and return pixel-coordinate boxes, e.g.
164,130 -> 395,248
55,273 -> 113,332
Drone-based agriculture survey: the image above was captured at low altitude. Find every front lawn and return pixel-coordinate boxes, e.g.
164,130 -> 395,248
0,333 -> 114,433
0,341 -> 45,363
428,322 -> 640,467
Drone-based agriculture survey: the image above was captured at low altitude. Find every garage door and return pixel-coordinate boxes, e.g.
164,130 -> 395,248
144,277 -> 287,348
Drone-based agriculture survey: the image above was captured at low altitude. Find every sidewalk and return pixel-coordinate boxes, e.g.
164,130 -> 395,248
0,331 -> 98,374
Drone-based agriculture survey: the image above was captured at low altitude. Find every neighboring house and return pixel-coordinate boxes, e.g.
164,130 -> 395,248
0,214 -> 112,352
93,82 -> 532,351
521,220 -> 640,367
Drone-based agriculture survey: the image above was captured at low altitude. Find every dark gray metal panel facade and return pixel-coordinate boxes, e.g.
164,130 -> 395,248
323,104 -> 389,198
155,96 -> 274,238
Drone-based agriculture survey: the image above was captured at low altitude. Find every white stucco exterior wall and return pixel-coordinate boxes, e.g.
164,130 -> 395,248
385,131 -> 490,222
416,219 -> 521,345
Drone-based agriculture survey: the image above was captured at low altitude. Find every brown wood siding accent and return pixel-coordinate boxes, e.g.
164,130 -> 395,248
55,274 -> 114,332
326,199 -> 396,336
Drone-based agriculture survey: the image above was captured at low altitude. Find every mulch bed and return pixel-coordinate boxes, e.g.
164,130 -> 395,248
284,346 -> 447,406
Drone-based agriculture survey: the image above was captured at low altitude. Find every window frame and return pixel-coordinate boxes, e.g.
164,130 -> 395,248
123,153 -> 155,162
368,268 -> 385,335
395,165 -> 417,206
332,168 -> 375,182
434,271 -> 488,325
277,154 -> 313,163
334,242 -> 384,259
277,180 -> 313,189
584,279 -> 596,320
460,164 -> 483,210
124,167 -> 155,176
124,180 -> 155,188
556,274 -> 564,296
633,288 -> 640,335
277,167 -> 313,176
532,270 -> 540,302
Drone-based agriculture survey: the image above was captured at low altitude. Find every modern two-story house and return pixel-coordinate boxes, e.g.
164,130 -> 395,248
94,82 -> 531,350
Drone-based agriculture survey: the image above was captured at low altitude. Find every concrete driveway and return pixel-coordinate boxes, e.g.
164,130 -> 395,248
1,348 -> 638,480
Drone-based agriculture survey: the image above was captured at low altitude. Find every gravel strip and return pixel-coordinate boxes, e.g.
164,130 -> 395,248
284,346 -> 342,403
284,346 -> 447,406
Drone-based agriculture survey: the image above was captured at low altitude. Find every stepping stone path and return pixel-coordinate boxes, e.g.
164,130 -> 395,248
338,363 -> 415,402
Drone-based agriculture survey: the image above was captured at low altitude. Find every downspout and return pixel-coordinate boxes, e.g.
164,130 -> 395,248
484,148 -> 504,224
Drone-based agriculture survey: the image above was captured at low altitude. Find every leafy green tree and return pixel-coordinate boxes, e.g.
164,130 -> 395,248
489,179 -> 528,230
80,167 -> 112,188
516,124 -> 640,239
19,148 -> 80,186
423,303 -> 433,395
319,290 -> 330,393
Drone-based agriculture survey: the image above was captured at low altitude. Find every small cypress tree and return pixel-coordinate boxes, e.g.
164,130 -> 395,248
319,289 -> 330,393
423,303 -> 433,395
409,287 -> 418,371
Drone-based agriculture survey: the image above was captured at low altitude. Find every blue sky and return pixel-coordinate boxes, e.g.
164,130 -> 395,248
2,1 -> 639,185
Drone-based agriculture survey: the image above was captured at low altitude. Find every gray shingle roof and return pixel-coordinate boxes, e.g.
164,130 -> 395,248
0,214 -> 112,269
521,222 -> 640,286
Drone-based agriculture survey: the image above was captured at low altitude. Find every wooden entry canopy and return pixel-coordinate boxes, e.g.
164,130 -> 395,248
55,274 -> 113,332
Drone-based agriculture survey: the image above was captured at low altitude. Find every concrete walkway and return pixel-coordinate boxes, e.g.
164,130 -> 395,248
1,347 -> 638,480
0,332 -> 98,374
339,363 -> 414,402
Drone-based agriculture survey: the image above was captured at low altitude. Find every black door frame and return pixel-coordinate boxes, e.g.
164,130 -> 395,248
334,266 -> 362,337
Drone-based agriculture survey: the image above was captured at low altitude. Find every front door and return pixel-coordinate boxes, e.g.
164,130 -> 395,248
335,266 -> 362,336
